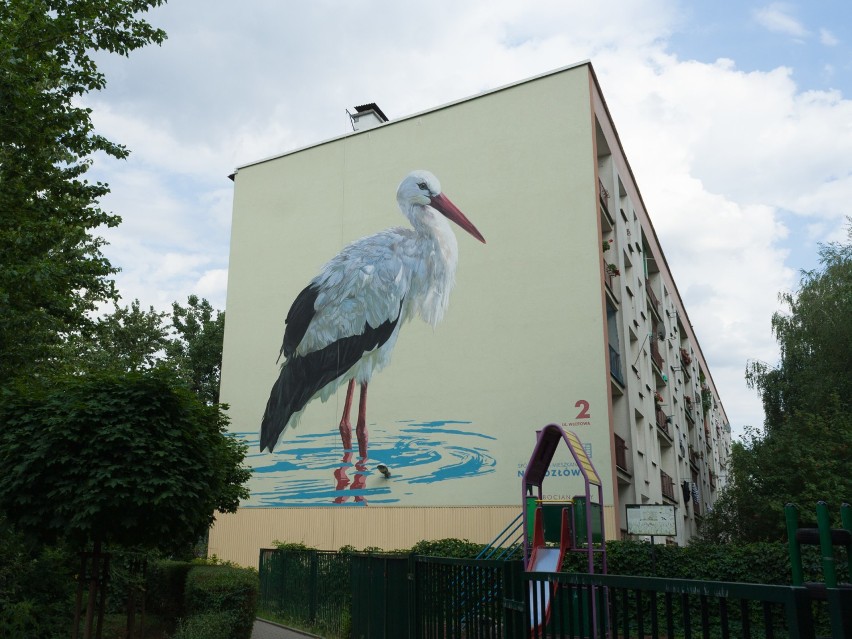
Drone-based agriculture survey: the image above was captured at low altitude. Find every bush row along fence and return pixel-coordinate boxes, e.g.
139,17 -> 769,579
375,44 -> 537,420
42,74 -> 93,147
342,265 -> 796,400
258,548 -> 852,639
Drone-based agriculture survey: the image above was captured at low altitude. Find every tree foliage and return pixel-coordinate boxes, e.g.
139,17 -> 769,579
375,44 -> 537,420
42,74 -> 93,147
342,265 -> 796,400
0,518 -> 75,639
702,222 -> 852,542
166,295 -> 226,404
60,299 -> 170,374
0,369 -> 251,553
0,0 -> 166,382
56,296 -> 225,403
746,221 -> 852,430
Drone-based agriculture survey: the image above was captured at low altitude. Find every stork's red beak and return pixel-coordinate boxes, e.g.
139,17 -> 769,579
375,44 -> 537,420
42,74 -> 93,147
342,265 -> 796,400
430,193 -> 486,244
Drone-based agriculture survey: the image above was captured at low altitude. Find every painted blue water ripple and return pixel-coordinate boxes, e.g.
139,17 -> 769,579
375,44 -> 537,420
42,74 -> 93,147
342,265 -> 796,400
234,419 -> 496,507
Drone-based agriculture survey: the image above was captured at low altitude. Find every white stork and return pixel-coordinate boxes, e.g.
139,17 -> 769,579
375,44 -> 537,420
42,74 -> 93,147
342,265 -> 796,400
260,170 -> 486,456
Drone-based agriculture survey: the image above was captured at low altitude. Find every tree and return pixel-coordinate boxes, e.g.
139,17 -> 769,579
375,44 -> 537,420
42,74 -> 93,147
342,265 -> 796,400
54,295 -> 225,403
166,295 -> 226,404
0,369 -> 251,552
746,220 -> 852,431
700,222 -> 852,542
59,299 -> 170,375
0,0 -> 166,382
698,403 -> 852,543
53,295 -> 225,404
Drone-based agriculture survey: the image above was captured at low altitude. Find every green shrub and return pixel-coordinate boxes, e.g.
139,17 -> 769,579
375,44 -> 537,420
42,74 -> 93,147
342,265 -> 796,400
184,565 -> 258,639
146,559 -> 193,630
0,519 -> 75,639
560,539 -> 847,585
409,538 -> 486,558
171,611 -> 235,639
272,540 -> 314,552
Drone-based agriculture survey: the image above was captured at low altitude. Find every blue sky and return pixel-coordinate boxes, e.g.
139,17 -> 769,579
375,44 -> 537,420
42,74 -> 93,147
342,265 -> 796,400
85,0 -> 851,436
671,2 -> 850,90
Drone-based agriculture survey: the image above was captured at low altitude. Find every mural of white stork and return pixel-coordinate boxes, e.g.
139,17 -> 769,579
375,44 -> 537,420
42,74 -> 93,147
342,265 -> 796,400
260,170 -> 486,456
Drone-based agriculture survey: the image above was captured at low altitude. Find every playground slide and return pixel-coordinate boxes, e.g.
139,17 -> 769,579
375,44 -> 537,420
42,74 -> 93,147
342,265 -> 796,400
527,502 -> 569,637
527,546 -> 563,632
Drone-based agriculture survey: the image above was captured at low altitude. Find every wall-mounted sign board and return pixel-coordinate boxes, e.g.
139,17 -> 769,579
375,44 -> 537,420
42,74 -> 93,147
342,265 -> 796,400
626,504 -> 676,537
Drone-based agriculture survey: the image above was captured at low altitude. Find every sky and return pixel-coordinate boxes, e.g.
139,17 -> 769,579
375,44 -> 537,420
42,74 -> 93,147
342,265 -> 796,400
85,0 -> 852,438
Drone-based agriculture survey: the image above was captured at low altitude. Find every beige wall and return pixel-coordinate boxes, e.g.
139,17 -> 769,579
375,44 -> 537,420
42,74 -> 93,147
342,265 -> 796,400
215,64 -> 619,558
209,505 -> 619,568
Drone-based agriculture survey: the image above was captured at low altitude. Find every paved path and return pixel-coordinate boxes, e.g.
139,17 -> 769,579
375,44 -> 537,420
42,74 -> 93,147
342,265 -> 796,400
252,618 -> 322,639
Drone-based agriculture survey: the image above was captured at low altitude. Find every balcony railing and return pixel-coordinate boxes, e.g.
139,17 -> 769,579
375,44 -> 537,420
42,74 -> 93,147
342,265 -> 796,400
660,470 -> 675,501
614,433 -> 629,473
598,177 -> 610,208
655,406 -> 672,440
650,337 -> 664,371
689,448 -> 701,469
645,279 -> 661,315
609,344 -> 624,386
603,259 -> 615,291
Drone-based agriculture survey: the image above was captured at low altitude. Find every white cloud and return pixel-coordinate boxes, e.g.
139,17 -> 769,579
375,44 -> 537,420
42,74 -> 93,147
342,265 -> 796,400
195,269 -> 229,307
819,28 -> 839,47
753,3 -> 809,38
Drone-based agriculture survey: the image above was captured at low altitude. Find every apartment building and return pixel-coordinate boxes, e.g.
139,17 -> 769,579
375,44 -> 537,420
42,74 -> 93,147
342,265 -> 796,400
209,61 -> 730,567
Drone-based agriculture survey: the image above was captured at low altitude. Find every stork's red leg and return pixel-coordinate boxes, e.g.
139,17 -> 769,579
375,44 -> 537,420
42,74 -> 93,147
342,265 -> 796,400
356,382 -> 369,458
338,379 -> 355,450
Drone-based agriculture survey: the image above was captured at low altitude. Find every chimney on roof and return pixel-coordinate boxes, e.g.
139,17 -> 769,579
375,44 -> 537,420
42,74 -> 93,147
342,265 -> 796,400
349,103 -> 388,131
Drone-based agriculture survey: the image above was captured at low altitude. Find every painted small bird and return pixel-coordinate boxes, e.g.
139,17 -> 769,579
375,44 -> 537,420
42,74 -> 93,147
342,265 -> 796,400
260,170 -> 485,456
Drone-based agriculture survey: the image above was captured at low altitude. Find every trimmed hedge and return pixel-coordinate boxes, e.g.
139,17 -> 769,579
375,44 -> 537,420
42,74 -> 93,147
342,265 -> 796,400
401,537 -> 847,586
561,539 -> 848,585
146,559 -> 194,630
184,565 -> 258,639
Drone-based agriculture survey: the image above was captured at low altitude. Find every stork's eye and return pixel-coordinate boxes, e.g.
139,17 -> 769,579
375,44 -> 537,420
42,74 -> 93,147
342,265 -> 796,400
417,182 -> 428,191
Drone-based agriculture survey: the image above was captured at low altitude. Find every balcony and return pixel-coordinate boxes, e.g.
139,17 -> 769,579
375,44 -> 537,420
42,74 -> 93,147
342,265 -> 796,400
709,470 -> 717,491
609,344 -> 624,387
684,397 -> 695,423
603,259 -> 616,293
645,280 -> 661,317
599,177 -> 610,212
660,470 -> 676,502
614,434 -> 629,474
650,337 -> 664,373
689,448 -> 701,470
655,406 -> 673,444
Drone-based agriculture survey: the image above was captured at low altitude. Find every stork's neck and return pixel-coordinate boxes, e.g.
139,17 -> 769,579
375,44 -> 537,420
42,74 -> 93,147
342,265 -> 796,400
403,202 -> 459,327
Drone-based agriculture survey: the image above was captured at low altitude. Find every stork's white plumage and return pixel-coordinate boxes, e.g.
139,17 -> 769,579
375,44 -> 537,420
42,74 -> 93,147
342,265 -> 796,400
260,170 -> 485,455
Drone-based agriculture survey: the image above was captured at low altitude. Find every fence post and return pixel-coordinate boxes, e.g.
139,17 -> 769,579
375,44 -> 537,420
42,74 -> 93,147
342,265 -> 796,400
309,551 -> 318,623
502,561 -> 523,639
785,503 -> 805,586
787,587 -> 816,639
816,501 -> 838,588
826,587 -> 852,639
408,554 -> 417,639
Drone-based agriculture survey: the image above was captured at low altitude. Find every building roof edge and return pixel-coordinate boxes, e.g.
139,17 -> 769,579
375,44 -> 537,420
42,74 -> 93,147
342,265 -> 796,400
232,60 -> 592,175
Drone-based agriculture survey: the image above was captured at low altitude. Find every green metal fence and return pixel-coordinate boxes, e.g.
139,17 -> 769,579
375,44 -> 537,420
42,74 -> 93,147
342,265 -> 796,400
258,549 -> 351,638
349,553 -> 412,639
520,571 -> 829,639
259,549 -> 850,639
413,556 -> 518,639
